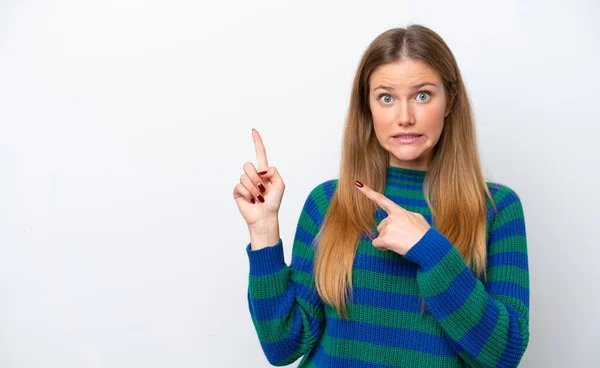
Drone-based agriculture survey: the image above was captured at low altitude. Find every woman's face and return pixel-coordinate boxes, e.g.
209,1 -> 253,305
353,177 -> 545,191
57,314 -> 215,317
369,59 -> 451,171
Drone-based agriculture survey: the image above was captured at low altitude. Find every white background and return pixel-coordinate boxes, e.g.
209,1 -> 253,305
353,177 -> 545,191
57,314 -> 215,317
1,0 -> 598,367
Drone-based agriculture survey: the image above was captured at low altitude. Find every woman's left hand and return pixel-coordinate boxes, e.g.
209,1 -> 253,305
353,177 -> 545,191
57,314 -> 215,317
355,180 -> 431,256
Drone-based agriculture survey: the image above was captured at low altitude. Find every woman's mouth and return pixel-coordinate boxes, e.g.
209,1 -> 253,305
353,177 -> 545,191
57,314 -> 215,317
392,134 -> 423,143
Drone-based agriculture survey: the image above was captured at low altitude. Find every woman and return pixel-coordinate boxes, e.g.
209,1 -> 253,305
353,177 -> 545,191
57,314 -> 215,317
233,24 -> 529,368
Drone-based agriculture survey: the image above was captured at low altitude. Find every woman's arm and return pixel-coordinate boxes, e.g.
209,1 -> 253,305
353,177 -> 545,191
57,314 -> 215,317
403,184 -> 530,368
246,180 -> 335,366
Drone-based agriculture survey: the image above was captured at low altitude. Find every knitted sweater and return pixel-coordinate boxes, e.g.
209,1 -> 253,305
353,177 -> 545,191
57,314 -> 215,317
246,165 -> 530,367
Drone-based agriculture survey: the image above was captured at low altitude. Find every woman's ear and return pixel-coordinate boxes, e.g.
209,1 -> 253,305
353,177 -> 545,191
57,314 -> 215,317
444,102 -> 453,117
444,85 -> 457,117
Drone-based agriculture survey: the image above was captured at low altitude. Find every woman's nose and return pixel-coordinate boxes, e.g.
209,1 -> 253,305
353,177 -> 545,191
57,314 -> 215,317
396,101 -> 415,125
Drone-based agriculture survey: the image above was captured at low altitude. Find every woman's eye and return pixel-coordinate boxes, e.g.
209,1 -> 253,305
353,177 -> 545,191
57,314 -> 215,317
416,92 -> 431,102
379,94 -> 394,104
378,92 -> 430,104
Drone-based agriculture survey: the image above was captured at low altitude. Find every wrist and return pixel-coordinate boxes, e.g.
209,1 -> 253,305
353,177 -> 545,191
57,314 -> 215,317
248,217 -> 280,250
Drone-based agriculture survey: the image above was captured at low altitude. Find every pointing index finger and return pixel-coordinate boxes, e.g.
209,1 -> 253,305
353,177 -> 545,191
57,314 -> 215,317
356,181 -> 398,214
252,129 -> 269,171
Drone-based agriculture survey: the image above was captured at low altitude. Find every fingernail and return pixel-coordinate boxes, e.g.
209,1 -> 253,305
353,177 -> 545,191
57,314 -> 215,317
257,194 -> 265,203
355,180 -> 364,188
251,198 -> 256,204
258,183 -> 266,193
257,171 -> 267,175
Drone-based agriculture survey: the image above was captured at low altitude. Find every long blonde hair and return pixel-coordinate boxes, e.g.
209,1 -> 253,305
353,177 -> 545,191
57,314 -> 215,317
313,25 -> 497,319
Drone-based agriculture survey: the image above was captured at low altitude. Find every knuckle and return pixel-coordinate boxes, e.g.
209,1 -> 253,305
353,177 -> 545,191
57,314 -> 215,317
234,184 -> 246,196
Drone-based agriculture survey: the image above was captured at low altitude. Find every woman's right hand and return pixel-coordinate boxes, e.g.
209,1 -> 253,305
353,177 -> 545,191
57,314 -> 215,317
233,129 -> 285,228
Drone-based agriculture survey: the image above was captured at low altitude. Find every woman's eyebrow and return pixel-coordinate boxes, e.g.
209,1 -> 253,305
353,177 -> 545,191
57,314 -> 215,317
372,82 -> 438,91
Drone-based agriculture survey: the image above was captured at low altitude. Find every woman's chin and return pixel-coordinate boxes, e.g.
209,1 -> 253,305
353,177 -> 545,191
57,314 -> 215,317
388,148 -> 431,168
391,152 -> 423,163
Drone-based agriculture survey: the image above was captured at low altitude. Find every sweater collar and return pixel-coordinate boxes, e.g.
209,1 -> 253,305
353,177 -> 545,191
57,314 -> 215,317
385,165 -> 427,186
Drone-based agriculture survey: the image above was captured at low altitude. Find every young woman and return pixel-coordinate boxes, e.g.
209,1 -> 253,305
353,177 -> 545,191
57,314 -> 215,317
233,24 -> 529,368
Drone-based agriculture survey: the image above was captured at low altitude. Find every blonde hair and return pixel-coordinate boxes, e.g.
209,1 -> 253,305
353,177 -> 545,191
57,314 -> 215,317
313,25 -> 497,319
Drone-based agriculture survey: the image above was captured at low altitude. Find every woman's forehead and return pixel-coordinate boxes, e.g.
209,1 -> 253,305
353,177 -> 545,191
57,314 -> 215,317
369,60 -> 441,88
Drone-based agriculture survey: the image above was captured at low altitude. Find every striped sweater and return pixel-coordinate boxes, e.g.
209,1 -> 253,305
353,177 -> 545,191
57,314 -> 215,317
246,165 -> 530,367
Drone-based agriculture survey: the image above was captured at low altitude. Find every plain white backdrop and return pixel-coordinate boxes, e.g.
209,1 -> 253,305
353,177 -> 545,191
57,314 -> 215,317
0,0 -> 598,367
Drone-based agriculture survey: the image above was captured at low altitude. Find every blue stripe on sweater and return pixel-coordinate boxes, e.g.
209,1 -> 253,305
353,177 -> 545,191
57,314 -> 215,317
294,224 -> 317,249
350,286 -> 422,312
425,267 -> 477,319
496,190 -> 519,212
322,179 -> 337,200
485,281 -> 530,306
489,219 -> 526,242
487,252 -> 529,271
290,255 -> 314,274
385,180 -> 426,191
383,194 -> 429,208
353,253 -> 416,278
304,195 -> 324,230
247,241 -> 286,277
327,319 -> 456,356
457,296 -> 499,357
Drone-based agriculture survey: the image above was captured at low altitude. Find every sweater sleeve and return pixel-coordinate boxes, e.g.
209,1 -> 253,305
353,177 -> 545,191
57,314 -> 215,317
245,180 -> 336,366
403,184 -> 530,368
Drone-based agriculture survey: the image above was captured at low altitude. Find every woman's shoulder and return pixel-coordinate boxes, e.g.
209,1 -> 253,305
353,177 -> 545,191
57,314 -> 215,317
484,180 -> 525,222
296,179 -> 338,230
485,180 -> 522,202
305,179 -> 338,206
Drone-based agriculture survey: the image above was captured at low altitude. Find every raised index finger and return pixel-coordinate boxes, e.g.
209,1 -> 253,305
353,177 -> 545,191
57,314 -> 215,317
251,129 -> 269,171
355,181 -> 399,214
